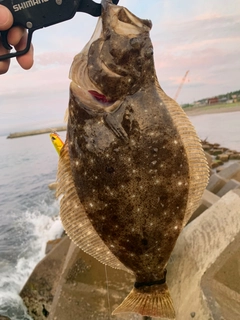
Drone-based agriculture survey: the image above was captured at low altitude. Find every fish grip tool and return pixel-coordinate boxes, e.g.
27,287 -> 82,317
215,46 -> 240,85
0,0 -> 119,61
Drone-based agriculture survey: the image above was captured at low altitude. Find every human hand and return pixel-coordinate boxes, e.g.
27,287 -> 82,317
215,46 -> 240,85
0,4 -> 33,74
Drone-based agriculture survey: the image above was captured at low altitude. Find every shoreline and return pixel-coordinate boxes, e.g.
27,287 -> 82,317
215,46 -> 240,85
184,104 -> 240,117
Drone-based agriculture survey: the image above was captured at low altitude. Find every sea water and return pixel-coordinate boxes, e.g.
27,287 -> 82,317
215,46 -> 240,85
189,111 -> 240,151
0,133 -> 65,320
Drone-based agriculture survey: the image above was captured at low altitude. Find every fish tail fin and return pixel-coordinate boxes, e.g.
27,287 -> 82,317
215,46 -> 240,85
112,283 -> 176,319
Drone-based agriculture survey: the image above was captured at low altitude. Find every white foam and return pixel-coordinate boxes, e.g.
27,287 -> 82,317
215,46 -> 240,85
0,200 -> 64,319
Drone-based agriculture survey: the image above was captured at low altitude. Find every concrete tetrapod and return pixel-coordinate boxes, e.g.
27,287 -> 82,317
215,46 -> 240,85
21,190 -> 240,319
167,189 -> 240,320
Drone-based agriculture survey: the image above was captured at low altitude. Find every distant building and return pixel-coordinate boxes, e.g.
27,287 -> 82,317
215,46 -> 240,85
219,97 -> 227,103
193,101 -> 201,106
208,97 -> 219,104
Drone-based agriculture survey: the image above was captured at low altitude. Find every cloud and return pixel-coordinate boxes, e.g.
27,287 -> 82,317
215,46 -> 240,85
148,9 -> 240,102
1,0 -> 240,133
34,51 -> 74,67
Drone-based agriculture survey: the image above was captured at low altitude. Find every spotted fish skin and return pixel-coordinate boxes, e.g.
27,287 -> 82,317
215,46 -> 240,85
68,85 -> 189,282
58,1 -> 209,318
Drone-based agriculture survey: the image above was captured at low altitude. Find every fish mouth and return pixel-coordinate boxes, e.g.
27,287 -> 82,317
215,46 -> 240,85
88,90 -> 112,103
70,49 -> 122,113
69,2 -> 153,113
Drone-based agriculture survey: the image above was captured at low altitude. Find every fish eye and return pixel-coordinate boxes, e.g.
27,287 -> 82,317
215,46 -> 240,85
51,137 -> 56,140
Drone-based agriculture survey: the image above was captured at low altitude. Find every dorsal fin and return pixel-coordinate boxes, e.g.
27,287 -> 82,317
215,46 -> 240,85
56,140 -> 131,273
155,78 -> 209,225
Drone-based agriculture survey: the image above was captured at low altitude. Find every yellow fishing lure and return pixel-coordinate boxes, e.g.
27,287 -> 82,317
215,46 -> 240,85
50,132 -> 64,155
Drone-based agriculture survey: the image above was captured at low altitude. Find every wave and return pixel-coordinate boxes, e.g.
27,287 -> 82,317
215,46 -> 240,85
0,201 -> 63,320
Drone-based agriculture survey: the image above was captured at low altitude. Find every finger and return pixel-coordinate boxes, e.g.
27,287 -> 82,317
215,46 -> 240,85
0,5 -> 13,30
15,32 -> 34,69
0,42 -> 10,74
7,26 -> 25,46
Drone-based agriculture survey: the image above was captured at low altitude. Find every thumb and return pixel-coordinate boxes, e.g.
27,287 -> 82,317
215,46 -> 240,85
0,5 -> 13,30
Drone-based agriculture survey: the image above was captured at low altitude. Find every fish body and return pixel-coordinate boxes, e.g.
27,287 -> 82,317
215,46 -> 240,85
57,1 -> 209,318
50,132 -> 64,155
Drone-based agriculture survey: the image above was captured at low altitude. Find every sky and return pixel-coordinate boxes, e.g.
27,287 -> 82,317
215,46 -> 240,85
1,0 -> 240,135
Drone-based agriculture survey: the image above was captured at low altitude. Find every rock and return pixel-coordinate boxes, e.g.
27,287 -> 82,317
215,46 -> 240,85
202,144 -> 211,151
225,151 -> 234,155
20,236 -> 71,320
229,154 -> 240,160
216,154 -> 229,162
211,160 -> 223,169
0,316 -> 11,320
209,149 -> 224,156
48,182 -> 58,190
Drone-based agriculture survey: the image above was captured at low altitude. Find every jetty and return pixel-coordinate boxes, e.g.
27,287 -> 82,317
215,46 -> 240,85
7,126 -> 67,139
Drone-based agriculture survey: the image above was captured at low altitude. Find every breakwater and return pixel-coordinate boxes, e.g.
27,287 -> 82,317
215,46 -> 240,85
7,126 -> 67,139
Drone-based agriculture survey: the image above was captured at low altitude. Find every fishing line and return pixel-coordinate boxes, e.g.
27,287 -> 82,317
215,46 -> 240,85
104,264 -> 111,319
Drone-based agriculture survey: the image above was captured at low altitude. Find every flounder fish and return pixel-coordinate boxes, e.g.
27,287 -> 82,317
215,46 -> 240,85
57,1 -> 209,318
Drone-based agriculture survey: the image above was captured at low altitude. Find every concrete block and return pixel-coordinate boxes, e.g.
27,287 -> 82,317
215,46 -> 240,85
202,189 -> 220,207
206,173 -> 228,194
167,190 -> 240,320
49,190 -> 240,320
45,238 -> 62,254
49,242 -> 139,320
232,169 -> 240,183
211,160 -> 223,169
20,236 -> 71,319
188,190 -> 220,223
202,232 -> 240,320
216,154 -> 229,162
188,203 -> 208,224
218,162 -> 240,179
217,179 -> 240,197
21,189 -> 240,320
202,144 -> 211,151
216,165 -> 226,173
229,154 -> 240,160
209,148 -> 223,155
